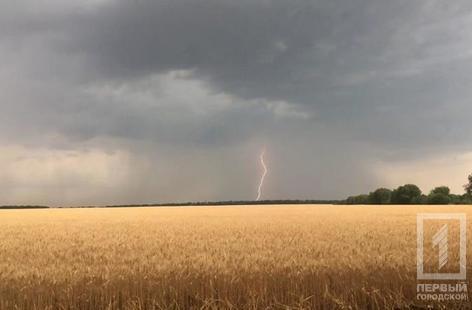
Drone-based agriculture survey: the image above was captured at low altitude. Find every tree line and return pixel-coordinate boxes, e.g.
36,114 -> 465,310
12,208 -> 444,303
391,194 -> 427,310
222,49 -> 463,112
345,174 -> 472,205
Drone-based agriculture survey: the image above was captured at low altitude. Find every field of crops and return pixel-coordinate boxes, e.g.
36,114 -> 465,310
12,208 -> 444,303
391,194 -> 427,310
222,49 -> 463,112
0,205 -> 470,309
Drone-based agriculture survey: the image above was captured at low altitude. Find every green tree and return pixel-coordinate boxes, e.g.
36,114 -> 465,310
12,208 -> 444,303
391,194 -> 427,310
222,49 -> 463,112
427,193 -> 450,205
346,194 -> 370,204
426,186 -> 451,205
430,186 -> 451,196
368,188 -> 392,204
465,174 -> 472,196
449,194 -> 464,204
412,194 -> 428,205
391,184 -> 422,204
462,194 -> 472,204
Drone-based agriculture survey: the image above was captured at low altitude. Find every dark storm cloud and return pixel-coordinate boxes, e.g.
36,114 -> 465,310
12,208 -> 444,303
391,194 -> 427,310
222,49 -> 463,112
0,0 -> 472,204
62,0 -> 472,150
71,0 -> 407,95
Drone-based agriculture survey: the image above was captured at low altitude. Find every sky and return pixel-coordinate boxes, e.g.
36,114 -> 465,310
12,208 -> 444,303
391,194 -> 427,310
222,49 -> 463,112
1,0 -> 472,206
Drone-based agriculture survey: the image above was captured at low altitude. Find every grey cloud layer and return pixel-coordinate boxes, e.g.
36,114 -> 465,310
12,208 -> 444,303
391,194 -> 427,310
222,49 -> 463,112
63,0 -> 472,149
1,0 -> 471,204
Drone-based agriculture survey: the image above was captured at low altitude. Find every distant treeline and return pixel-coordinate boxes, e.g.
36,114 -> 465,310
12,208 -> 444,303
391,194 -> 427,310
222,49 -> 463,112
0,205 -> 49,209
3,173 -> 472,208
0,201 -> 341,209
78,200 -> 342,208
344,174 -> 472,205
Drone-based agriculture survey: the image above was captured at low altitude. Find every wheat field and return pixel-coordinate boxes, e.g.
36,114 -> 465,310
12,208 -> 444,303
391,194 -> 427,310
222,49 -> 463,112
0,205 -> 470,309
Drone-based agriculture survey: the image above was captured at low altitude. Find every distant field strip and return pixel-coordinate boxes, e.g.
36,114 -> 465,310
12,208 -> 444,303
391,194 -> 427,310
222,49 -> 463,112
0,205 -> 470,309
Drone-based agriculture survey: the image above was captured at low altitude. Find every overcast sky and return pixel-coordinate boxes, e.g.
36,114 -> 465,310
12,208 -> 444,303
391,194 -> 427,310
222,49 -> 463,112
1,0 -> 472,206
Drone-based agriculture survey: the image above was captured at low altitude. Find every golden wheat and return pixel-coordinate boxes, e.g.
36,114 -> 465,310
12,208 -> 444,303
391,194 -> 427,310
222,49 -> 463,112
0,205 -> 469,309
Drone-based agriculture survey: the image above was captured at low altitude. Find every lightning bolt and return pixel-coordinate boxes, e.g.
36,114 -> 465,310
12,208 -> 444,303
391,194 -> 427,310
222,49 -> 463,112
256,148 -> 268,201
